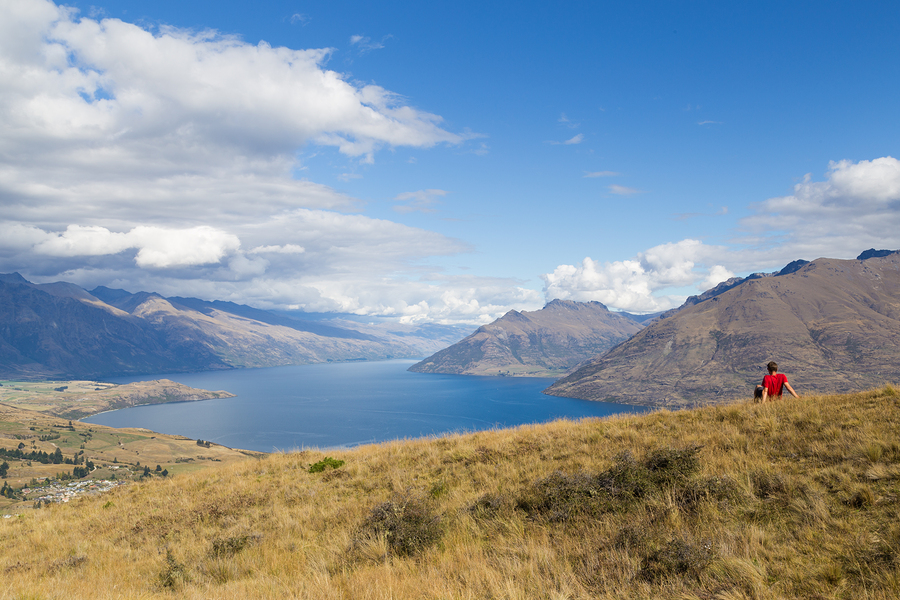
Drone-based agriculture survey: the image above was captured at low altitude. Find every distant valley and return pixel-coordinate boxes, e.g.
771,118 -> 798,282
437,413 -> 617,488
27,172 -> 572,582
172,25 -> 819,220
0,273 -> 467,379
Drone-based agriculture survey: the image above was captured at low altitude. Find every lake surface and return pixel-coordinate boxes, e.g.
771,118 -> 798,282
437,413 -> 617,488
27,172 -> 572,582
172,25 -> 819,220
83,360 -> 648,452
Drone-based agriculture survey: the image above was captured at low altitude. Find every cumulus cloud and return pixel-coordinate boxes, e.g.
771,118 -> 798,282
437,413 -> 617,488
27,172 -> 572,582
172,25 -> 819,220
541,240 -> 732,313
31,225 -> 241,268
0,1 -> 536,325
545,157 -> 900,313
737,156 -> 900,265
0,0 -> 464,231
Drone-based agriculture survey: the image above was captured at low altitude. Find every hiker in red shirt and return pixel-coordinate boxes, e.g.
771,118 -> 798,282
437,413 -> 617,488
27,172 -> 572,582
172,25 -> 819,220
755,361 -> 799,402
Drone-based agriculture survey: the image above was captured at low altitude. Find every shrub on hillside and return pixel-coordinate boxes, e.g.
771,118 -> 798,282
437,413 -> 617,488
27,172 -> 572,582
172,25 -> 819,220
355,491 -> 442,557
639,538 -> 714,582
309,456 -> 345,473
210,533 -> 263,557
516,446 -> 704,521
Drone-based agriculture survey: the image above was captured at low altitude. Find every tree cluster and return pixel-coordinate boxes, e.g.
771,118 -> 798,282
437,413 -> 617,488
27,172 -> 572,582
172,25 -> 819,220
1,481 -> 16,498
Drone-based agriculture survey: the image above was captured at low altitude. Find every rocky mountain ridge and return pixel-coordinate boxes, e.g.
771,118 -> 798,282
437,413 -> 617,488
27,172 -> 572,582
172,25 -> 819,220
545,251 -> 900,408
0,274 -> 466,379
409,299 -> 644,377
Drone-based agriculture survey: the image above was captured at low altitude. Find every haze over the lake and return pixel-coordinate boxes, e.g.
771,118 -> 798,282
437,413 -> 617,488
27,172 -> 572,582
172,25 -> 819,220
2,0 -> 898,325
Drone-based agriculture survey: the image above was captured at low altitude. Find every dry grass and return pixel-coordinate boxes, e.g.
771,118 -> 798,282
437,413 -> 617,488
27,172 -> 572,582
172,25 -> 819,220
2,386 -> 900,599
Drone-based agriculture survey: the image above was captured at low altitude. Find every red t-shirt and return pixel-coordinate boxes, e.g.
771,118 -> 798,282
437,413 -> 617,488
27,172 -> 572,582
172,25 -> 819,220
762,373 -> 788,396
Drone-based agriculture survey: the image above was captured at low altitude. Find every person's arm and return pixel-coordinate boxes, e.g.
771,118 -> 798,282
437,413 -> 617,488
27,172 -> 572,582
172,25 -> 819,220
761,387 -> 769,403
783,381 -> 799,398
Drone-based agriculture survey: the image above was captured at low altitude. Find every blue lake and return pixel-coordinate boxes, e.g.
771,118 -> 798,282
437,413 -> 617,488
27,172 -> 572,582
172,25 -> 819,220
83,360 -> 648,452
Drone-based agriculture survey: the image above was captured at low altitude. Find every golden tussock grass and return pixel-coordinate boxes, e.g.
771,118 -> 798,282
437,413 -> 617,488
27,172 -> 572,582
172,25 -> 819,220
2,386 -> 900,599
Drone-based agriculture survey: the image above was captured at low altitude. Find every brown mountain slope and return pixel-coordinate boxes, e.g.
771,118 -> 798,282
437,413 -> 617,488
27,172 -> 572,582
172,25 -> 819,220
0,275 -> 466,379
409,299 -> 644,377
545,254 -> 900,408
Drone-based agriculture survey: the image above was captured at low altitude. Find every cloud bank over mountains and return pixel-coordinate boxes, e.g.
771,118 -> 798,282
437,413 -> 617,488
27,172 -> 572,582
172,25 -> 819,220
1,0 -> 898,323
0,0 -> 534,323
542,157 -> 900,313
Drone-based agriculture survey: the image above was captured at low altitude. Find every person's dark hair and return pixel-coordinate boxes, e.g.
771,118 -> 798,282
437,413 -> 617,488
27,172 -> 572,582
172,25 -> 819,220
766,361 -> 778,372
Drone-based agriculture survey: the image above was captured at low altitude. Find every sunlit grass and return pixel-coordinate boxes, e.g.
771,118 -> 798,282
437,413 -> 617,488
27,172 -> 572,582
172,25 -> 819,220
2,387 -> 899,598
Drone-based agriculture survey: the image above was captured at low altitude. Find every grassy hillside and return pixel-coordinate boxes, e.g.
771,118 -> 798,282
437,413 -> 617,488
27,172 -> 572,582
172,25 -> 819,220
0,401 -> 261,515
1,388 -> 899,599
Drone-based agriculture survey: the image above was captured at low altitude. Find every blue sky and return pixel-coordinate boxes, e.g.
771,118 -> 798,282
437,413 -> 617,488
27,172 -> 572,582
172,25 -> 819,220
1,0 -> 899,323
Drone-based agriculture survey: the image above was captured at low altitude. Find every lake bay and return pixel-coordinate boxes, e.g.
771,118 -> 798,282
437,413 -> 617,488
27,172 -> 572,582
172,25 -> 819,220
83,360 -> 648,452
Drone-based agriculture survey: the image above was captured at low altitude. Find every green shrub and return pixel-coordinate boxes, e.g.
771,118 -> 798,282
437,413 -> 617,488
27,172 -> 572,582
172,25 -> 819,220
309,456 -> 345,473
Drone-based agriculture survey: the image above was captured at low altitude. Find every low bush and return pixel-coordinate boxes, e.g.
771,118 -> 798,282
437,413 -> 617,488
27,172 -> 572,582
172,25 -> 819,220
158,549 -> 189,590
469,492 -> 507,518
210,533 -> 262,557
639,538 -> 714,582
516,446 -> 704,521
309,456 -> 345,473
355,491 -> 442,557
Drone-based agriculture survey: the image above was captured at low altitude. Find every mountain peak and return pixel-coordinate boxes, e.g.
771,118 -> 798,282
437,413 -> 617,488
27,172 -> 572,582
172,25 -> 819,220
409,299 -> 643,377
0,272 -> 31,285
543,298 -> 611,312
545,254 -> 900,408
857,248 -> 897,260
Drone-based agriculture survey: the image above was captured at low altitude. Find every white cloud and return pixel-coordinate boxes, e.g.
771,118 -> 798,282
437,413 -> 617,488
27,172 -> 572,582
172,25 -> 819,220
700,265 -> 735,290
545,157 -> 900,313
547,133 -> 584,145
34,225 -> 132,257
542,239 -> 732,313
250,244 -> 306,255
608,184 -> 643,195
558,112 -> 580,128
737,156 -> 900,265
584,171 -> 621,178
0,0 -> 464,232
32,225 -> 241,268
349,34 -> 391,55
0,1 -> 527,325
393,189 -> 448,214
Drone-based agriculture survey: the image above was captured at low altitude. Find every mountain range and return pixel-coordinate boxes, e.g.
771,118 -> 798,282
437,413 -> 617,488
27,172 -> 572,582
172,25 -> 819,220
408,299 -> 646,377
545,251 -> 900,407
0,273 -> 466,379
